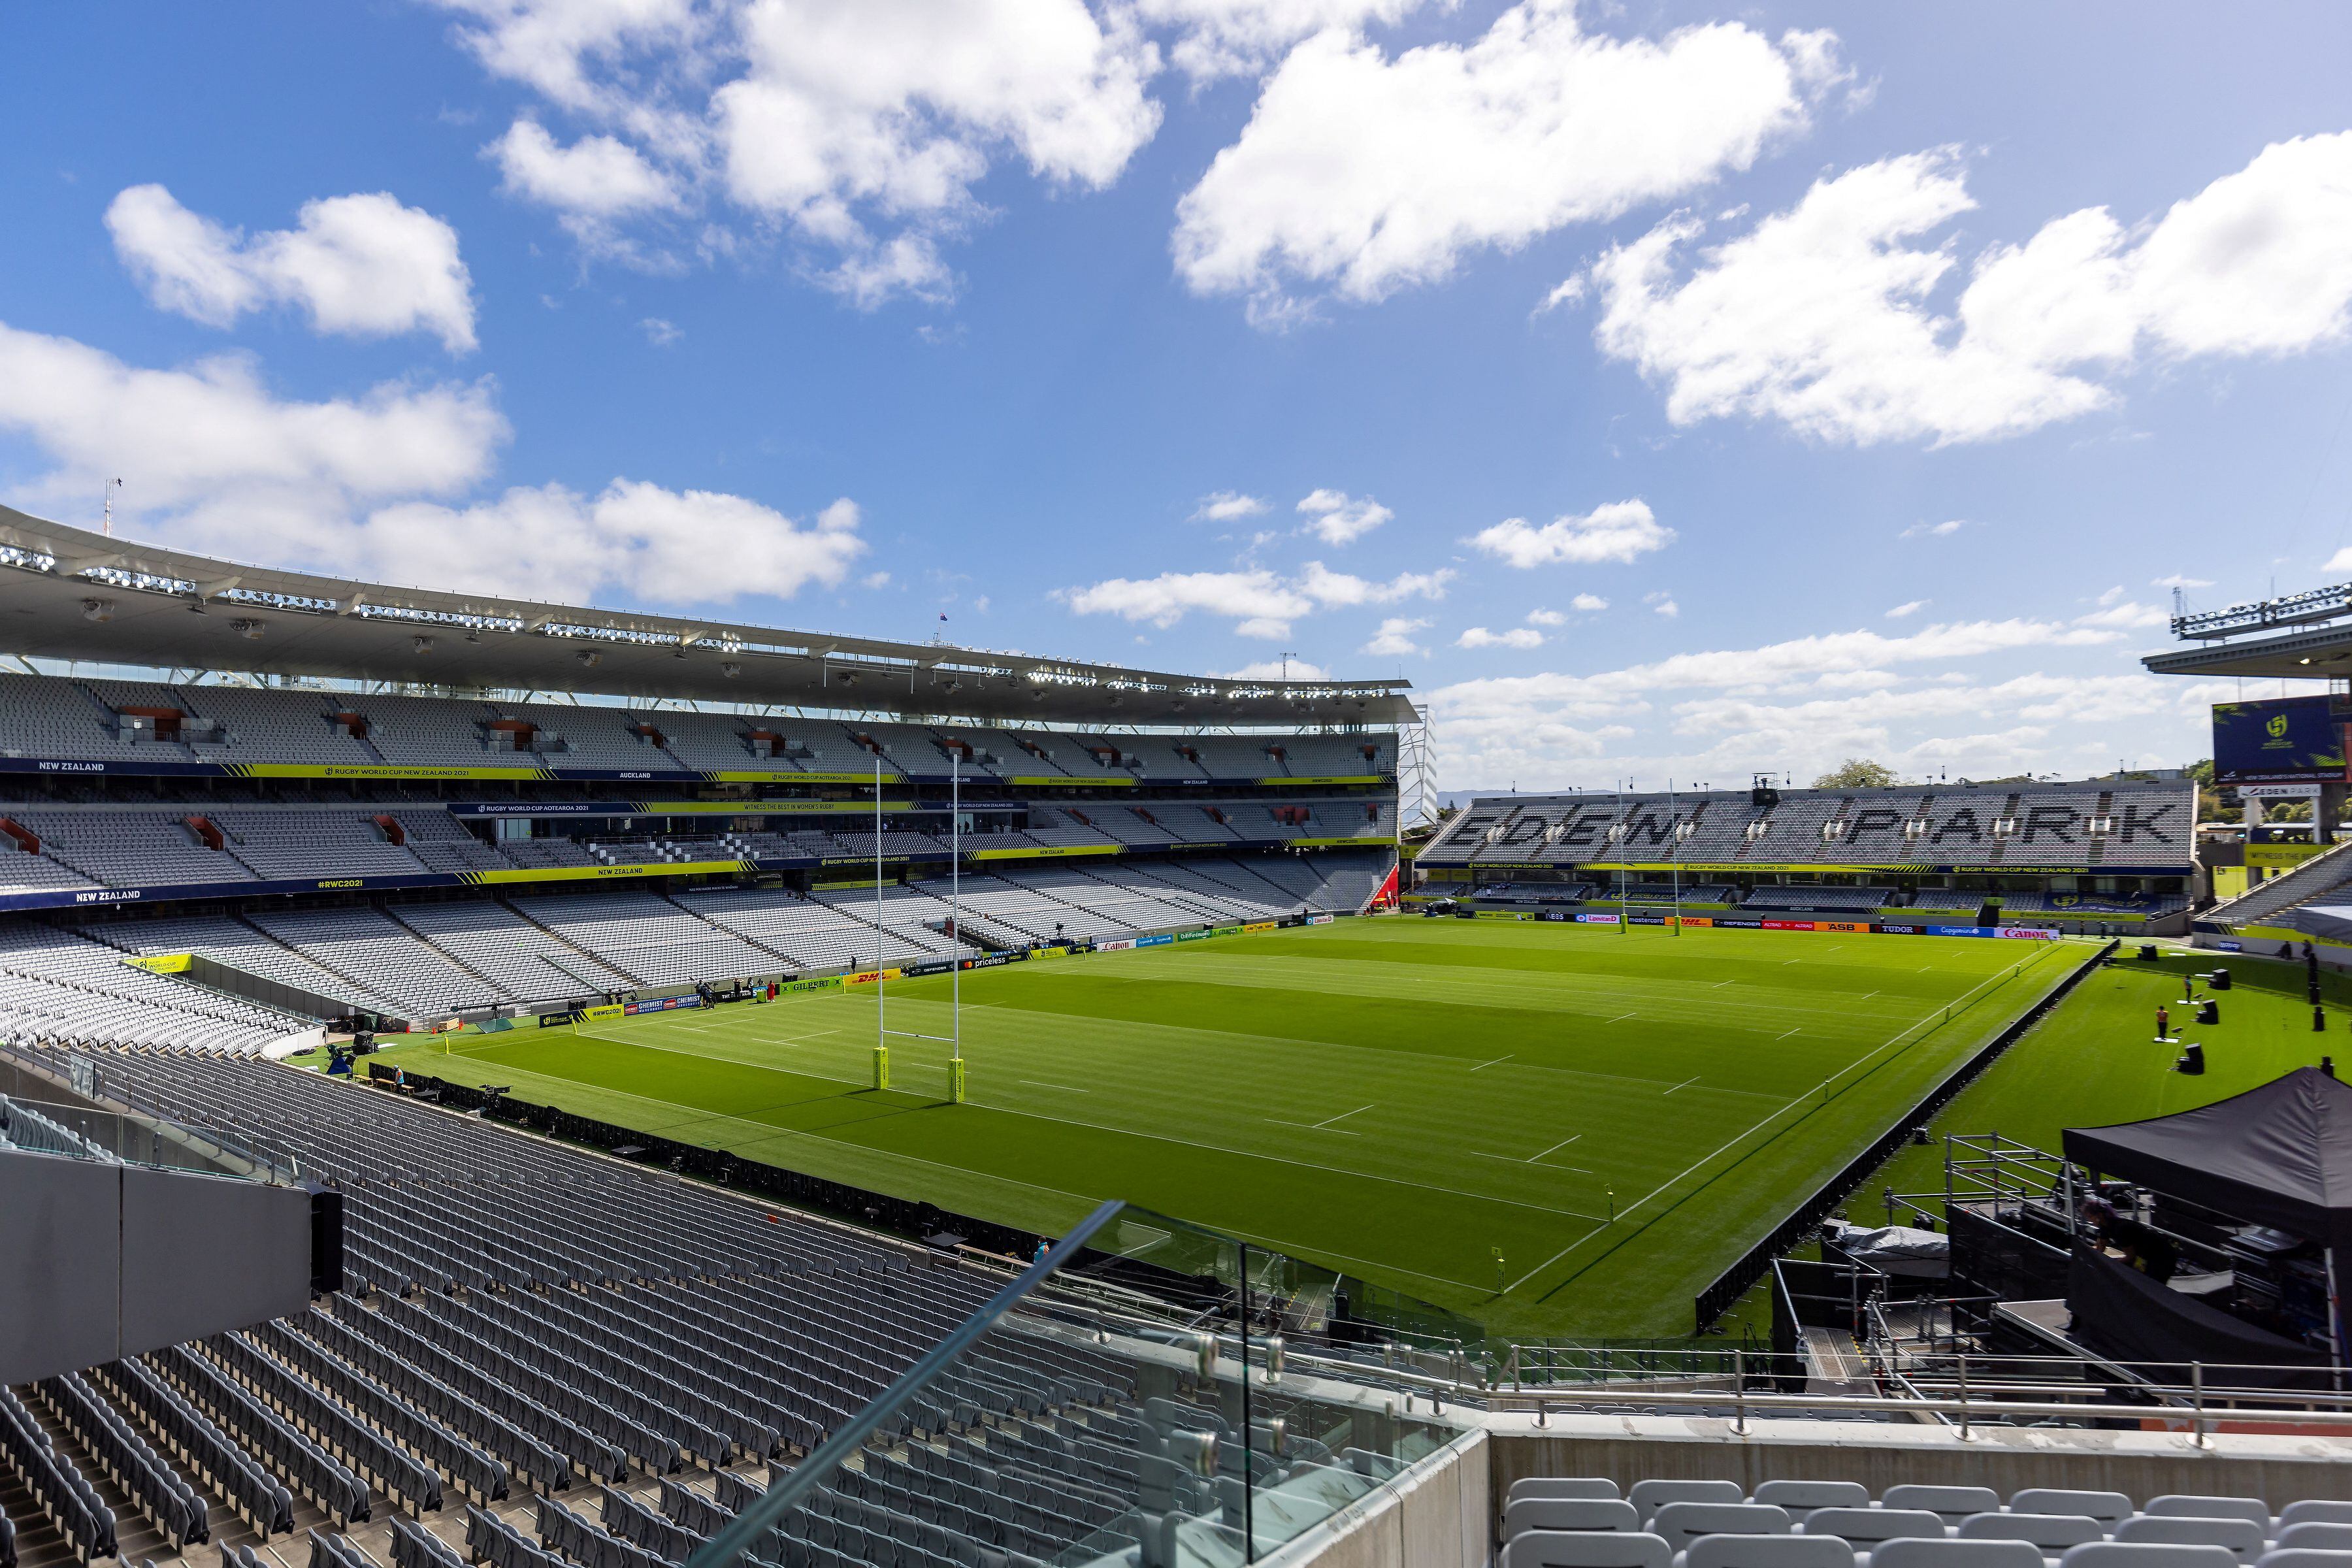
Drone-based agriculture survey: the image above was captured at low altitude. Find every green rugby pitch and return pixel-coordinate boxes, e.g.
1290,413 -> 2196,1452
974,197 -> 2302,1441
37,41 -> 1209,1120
378,918 -> 2087,1337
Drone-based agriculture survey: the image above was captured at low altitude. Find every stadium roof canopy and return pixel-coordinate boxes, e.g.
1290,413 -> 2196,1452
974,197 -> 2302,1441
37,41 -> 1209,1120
0,504 -> 1417,728
2141,579 -> 2352,681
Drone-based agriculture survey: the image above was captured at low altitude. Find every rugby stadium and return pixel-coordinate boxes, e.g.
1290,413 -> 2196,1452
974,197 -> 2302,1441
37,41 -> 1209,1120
10,504 -> 2352,1568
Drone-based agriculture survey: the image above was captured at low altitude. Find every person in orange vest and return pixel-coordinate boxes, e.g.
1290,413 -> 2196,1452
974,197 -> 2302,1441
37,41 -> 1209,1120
2155,1004 -> 2170,1041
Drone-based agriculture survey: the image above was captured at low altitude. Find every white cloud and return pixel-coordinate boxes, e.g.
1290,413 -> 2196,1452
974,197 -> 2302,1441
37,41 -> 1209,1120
715,0 -> 1161,302
1458,625 -> 1544,649
432,0 -> 1161,304
1901,519 -> 1967,538
489,120 -> 682,241
106,184 -> 478,352
1362,615 -> 1430,656
2151,574 -> 2213,589
1582,133 -> 2352,446
1192,489 -> 1270,522
1137,0 -> 1430,82
1220,657 -> 1331,680
1525,608 -> 1566,627
2327,547 -> 2352,573
2072,596 -> 2169,630
1296,487 -> 1392,545
1650,596 -> 1680,617
1173,1 -> 1838,318
1467,498 -> 1672,568
640,316 -> 682,345
1056,557 -> 1448,638
1885,599 -> 1927,619
0,319 -> 860,609
1426,616 -> 2173,788
1570,592 -> 1608,612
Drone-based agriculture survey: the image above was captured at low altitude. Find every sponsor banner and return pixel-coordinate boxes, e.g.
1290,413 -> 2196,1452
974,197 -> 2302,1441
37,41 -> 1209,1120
969,844 -> 1122,861
779,975 -> 843,994
844,968 -> 902,985
232,762 -> 558,782
1030,945 -> 1070,960
1305,913 -> 1335,926
449,799 -> 914,817
1241,921 -> 1277,934
1004,775 -> 1137,788
1878,923 -> 1926,935
1996,926 -> 2062,940
958,951 -> 1029,969
1574,913 -> 1620,924
1680,916 -> 1714,928
1135,933 -> 1176,947
1287,836 -> 1394,849
1175,930 -> 1211,941
537,1011 -> 570,1028
1537,909 -> 1573,922
897,958 -> 958,978
706,770 -> 903,785
1627,913 -> 1667,926
2251,841 -> 2330,870
821,855 -> 913,866
1714,917 -> 1763,928
1927,925 -> 1991,938
1761,919 -> 1819,931
578,1004 -> 625,1022
1209,924 -> 1244,938
456,858 -> 757,886
1818,921 -> 1870,934
2219,939 -> 2245,952
1571,860 -> 2197,877
622,995 -> 704,1015
1096,938 -> 1137,952
124,952 -> 193,973
1254,775 -> 1390,787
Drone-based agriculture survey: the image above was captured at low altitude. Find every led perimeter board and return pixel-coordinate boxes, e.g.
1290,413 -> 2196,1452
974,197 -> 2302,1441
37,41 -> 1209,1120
2213,694 -> 2352,783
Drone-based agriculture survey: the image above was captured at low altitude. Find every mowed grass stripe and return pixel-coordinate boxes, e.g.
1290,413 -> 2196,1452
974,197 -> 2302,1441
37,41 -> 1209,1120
382,919 -> 2061,1335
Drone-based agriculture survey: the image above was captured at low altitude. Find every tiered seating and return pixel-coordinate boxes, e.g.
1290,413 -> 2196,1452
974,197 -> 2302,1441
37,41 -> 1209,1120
244,907 -> 503,1016
212,812 -> 429,881
14,811 -> 254,887
508,891 -> 785,989
1495,1475 -> 2352,1568
177,685 -> 379,767
346,695 -> 499,768
1020,807 -> 1119,848
0,672 -> 122,759
0,845 -> 96,894
1611,882 -> 1737,904
391,902 -> 635,1002
118,913 -> 402,1014
687,885 -> 963,971
0,919 -> 308,1051
395,813 -> 508,872
500,839 -> 599,870
495,703 -> 671,770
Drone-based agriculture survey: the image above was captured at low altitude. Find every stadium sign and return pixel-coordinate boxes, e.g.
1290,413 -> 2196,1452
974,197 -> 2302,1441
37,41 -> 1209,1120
1135,934 -> 1176,946
1175,930 -> 1211,941
1304,914 -> 1335,925
2213,694 -> 2351,783
623,996 -> 703,1015
1574,913 -> 1620,924
957,953 -> 1028,969
1241,921 -> 1277,933
1096,938 -> 1137,951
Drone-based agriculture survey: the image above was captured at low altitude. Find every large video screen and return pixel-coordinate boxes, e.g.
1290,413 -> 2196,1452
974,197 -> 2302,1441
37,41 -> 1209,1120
2213,694 -> 2351,783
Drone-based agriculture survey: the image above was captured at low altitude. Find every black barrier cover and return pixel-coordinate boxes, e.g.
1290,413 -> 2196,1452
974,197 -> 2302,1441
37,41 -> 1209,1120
2069,1245 -> 2330,1388
1694,938 -> 2119,1329
1947,1201 -> 2070,1309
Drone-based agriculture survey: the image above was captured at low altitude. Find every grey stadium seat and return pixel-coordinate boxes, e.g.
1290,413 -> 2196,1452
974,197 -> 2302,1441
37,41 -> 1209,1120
2016,1494 -> 2137,1529
1884,1487 -> 2005,1526
1960,1514 -> 2107,1553
2282,1509 -> 2352,1533
1688,1537 -> 1856,1568
2148,1501 -> 2273,1531
2115,1519 -> 2268,1564
2277,1529 -> 2352,1554
1506,1499 -> 1641,1538
2062,1546 -> 2244,1568
1511,1480 -> 1627,1507
1872,1543 -> 2048,1568
1631,1482 -> 1748,1526
2261,1553 -> 2352,1568
1649,1503 -> 1791,1555
1753,1483 -> 1869,1516
1802,1510 -> 1948,1550
1506,1531 -> 1674,1568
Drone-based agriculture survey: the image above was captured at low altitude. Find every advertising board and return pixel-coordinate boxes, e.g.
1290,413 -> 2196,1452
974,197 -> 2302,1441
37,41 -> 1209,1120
2214,694 -> 2351,783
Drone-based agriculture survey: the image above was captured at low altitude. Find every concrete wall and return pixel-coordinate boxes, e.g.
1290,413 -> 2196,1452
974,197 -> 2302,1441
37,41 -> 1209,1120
0,1147 -> 316,1386
1258,1430 -> 1490,1568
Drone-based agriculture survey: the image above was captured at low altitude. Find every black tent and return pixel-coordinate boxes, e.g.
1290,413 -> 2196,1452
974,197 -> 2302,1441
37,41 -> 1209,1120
2063,1068 -> 2352,1248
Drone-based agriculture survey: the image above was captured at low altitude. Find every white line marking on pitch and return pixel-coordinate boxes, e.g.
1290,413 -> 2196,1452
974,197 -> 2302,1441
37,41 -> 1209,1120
1527,1134 -> 1583,1163
1712,979 -> 1735,988
1469,1055 -> 1512,1071
1019,1080 -> 1088,1093
1315,1103 -> 1377,1130
1777,1028 -> 1801,1040
1264,1117 -> 1360,1136
1663,1076 -> 1699,1095
1607,1012 -> 1637,1024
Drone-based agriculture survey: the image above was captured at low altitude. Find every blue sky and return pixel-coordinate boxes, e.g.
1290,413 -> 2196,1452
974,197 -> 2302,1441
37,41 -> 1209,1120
4,1 -> 2351,789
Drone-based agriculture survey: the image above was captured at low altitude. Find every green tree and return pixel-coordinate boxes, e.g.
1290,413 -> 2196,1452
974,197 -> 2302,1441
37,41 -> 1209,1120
1812,758 -> 1898,790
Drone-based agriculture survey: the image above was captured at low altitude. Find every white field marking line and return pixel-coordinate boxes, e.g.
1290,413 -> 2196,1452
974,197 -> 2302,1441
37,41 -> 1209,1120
575,1025 -> 1597,1217
1607,1012 -> 1637,1024
1019,1080 -> 1089,1094
868,989 -> 1796,1100
1777,1028 -> 1801,1041
1265,1118 -> 1360,1136
1503,944 -> 2065,1294
1712,979 -> 1735,988
1663,1076 -> 1700,1095
1527,1134 -> 1583,1163
1314,1103 -> 1377,1130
